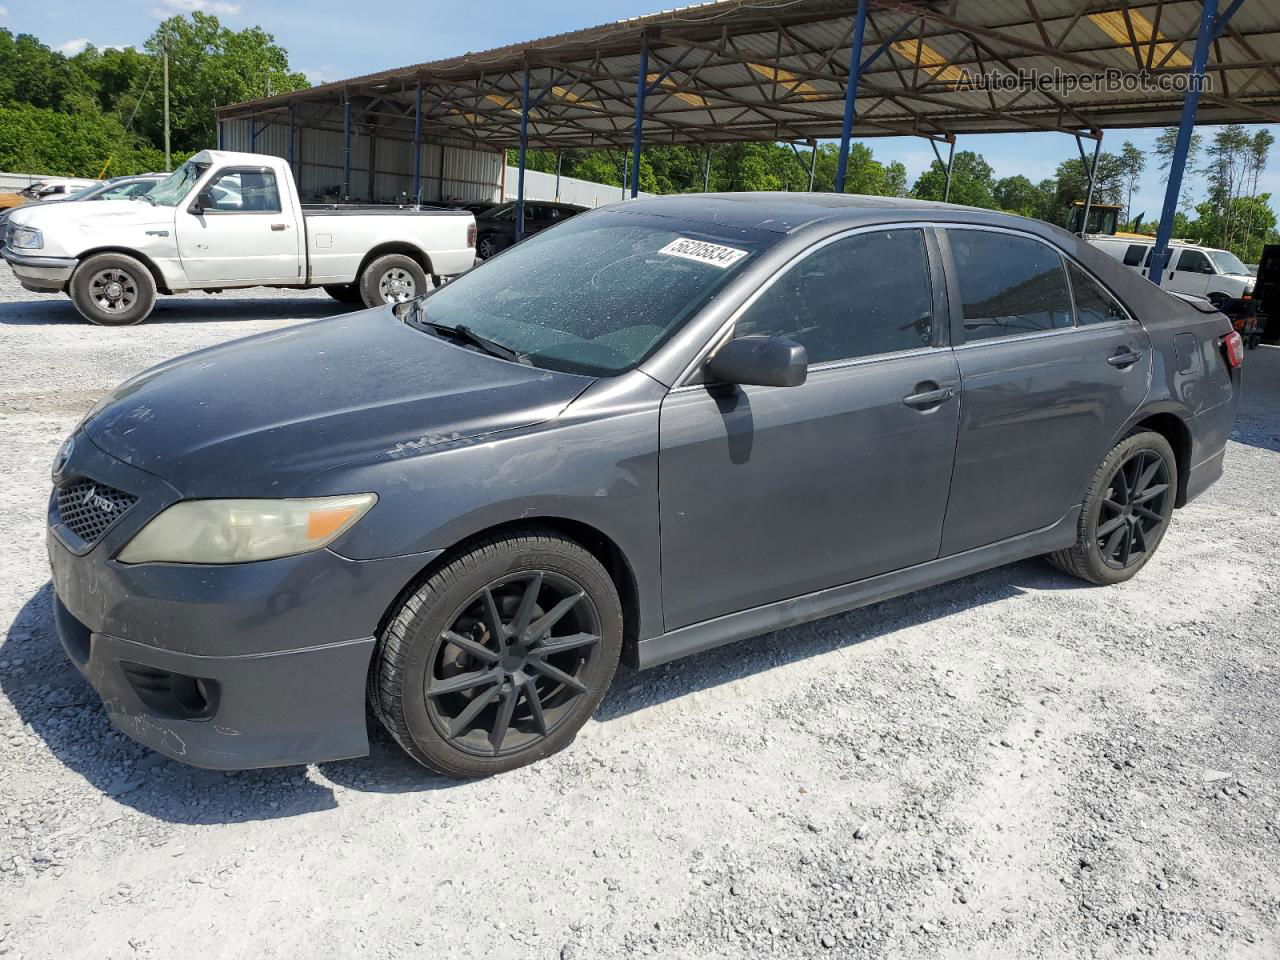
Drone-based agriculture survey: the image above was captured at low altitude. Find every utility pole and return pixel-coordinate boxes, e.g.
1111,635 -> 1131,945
162,33 -> 171,171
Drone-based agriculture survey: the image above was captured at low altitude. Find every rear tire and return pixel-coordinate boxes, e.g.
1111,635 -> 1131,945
1047,430 -> 1177,585
68,253 -> 156,326
476,233 -> 499,259
372,529 -> 623,778
357,254 -> 427,309
323,283 -> 363,304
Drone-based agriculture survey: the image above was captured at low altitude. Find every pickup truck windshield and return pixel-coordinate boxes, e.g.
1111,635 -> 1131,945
146,161 -> 208,207
416,210 -> 774,376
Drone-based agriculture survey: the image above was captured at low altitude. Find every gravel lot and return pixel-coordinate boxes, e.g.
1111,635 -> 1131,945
1,271 -> 1278,959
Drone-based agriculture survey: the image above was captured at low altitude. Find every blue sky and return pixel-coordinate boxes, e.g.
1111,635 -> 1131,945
5,0 -> 1278,219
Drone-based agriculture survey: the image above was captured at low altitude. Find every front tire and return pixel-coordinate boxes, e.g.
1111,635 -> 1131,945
68,253 -> 156,325
372,529 -> 623,778
358,254 -> 427,308
1047,430 -> 1177,585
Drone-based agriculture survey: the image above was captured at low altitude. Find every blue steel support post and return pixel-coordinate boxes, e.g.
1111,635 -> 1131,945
554,149 -> 563,202
412,79 -> 423,203
516,65 -> 531,242
250,119 -> 258,152
834,0 -> 869,193
1149,0 -> 1219,285
943,137 -> 956,203
342,97 -> 352,201
631,33 -> 649,199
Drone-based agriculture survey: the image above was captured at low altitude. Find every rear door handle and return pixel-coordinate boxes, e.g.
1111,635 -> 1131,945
903,386 -> 955,409
1107,349 -> 1141,368
271,223 -> 288,231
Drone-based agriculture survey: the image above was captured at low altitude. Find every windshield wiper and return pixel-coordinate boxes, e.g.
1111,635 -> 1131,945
398,299 -> 527,364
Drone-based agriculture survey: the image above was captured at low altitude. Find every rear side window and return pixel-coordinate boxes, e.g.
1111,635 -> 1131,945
734,228 -> 934,364
1067,262 -> 1129,325
1123,244 -> 1147,266
949,230 -> 1073,341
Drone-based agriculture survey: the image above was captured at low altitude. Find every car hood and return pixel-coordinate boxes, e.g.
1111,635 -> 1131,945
84,307 -> 595,497
9,198 -> 167,230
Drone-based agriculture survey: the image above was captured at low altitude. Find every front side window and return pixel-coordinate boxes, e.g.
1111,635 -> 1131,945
202,169 -> 281,213
733,229 -> 934,364
413,210 -> 776,376
949,230 -> 1073,342
1067,262 -> 1128,325
1176,249 -> 1213,274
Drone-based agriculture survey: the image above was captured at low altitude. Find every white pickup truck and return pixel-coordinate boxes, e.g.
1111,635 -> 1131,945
1,150 -> 477,325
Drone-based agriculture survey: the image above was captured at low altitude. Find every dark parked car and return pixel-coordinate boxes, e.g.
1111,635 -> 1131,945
47,194 -> 1241,778
474,200 -> 587,258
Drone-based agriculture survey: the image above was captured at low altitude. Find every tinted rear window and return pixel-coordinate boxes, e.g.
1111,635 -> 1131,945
948,230 -> 1073,341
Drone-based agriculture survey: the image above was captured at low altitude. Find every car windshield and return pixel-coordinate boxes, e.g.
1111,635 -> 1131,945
64,185 -> 103,201
414,209 -> 775,376
146,161 -> 208,207
1207,249 -> 1249,275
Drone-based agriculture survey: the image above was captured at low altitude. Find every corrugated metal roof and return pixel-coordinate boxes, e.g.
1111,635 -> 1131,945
219,0 -> 1280,147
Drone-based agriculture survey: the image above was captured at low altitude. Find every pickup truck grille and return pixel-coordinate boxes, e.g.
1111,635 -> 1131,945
55,478 -> 138,545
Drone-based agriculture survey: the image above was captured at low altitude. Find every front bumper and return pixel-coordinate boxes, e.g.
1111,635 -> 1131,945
46,430 -> 441,769
1,245 -> 76,291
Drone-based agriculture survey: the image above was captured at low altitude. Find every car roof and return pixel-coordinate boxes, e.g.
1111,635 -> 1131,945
612,192 -> 1038,235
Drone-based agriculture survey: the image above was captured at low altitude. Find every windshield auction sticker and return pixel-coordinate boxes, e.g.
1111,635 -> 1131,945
658,237 -> 749,268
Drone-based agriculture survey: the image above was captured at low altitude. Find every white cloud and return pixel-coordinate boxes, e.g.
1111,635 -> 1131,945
56,38 -> 90,55
0,7 -> 9,18
153,0 -> 242,16
301,65 -> 337,85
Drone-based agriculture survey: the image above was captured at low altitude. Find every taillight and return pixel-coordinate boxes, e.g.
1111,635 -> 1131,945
1222,330 -> 1244,368
466,221 -> 477,249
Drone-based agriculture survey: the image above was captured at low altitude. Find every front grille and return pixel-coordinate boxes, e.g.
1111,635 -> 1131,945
55,478 -> 137,545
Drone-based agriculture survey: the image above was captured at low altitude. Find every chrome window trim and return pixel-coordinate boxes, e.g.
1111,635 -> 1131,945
674,221 -> 940,388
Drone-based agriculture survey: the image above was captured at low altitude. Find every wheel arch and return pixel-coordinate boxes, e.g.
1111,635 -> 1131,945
1130,410 -> 1193,508
357,242 -> 434,280
374,516 -> 643,656
73,247 -> 169,294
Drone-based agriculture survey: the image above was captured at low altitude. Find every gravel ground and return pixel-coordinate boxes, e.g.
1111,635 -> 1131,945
1,272 -> 1278,959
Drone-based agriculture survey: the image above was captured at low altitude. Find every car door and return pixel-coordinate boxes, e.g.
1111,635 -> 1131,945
1169,248 -> 1214,296
176,166 -> 300,284
938,228 -> 1151,556
658,226 -> 962,631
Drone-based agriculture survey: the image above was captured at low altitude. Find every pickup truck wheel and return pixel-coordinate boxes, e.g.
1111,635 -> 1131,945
69,253 -> 156,326
372,529 -> 623,778
359,254 -> 427,308
1047,430 -> 1176,586
323,284 -> 363,305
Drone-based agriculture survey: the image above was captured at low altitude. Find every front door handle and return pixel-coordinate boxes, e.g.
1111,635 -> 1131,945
1107,349 -> 1141,368
903,385 -> 956,409
270,223 -> 288,231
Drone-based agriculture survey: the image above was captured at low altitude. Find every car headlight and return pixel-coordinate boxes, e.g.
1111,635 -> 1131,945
117,494 -> 377,565
11,225 -> 42,250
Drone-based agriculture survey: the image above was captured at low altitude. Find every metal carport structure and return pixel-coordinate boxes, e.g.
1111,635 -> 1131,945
217,0 -> 1280,284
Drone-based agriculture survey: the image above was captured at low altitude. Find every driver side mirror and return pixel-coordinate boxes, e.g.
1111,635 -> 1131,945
189,190 -> 214,215
706,336 -> 808,388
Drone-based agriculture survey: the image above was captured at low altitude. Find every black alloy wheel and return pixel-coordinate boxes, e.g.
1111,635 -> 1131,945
1095,449 -> 1171,570
426,571 -> 602,757
1047,429 -> 1177,585
371,529 -> 623,777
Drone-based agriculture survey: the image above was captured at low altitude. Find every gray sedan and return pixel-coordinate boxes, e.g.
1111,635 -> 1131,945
46,194 -> 1240,777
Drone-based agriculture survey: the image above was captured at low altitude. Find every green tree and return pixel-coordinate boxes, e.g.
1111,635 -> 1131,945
993,174 -> 1048,217
142,14 -> 308,155
1117,140 -> 1145,225
912,150 -> 996,207
0,102 -> 165,177
1154,126 -> 1203,212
